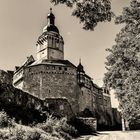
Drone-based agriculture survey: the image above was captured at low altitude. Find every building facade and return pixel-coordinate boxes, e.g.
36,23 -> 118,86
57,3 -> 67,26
13,9 -> 114,126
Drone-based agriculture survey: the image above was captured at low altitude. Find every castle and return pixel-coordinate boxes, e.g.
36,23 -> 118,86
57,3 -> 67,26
13,9 -> 119,128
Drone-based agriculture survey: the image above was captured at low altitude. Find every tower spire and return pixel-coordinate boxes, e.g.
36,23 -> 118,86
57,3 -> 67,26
77,58 -> 84,72
47,8 -> 55,25
43,8 -> 59,33
79,58 -> 81,64
50,8 -> 52,13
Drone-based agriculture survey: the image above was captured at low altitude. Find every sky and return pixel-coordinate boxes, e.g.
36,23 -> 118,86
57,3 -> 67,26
0,0 -> 130,107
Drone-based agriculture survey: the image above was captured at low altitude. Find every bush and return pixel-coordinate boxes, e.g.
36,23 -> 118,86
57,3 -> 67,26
59,118 -> 78,137
36,115 -> 78,139
10,126 -> 26,140
0,110 -> 11,128
0,112 -> 78,140
25,130 -> 41,140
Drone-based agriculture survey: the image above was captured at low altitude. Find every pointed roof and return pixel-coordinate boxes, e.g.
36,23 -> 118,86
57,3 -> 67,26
43,8 -> 59,34
77,59 -> 84,72
14,55 -> 35,73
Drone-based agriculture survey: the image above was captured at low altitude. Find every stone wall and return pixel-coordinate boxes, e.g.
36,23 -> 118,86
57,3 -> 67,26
78,87 -> 93,112
44,98 -> 74,120
103,94 -> 112,111
23,64 -> 81,114
0,83 -> 74,123
48,48 -> 64,60
77,117 -> 97,131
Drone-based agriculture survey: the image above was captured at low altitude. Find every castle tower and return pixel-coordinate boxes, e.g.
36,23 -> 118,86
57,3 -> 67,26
77,59 -> 85,86
36,8 -> 64,60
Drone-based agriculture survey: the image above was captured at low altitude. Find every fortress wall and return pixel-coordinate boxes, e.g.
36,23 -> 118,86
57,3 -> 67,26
23,64 -> 80,114
44,98 -> 74,119
78,87 -> 93,112
0,83 -> 74,123
103,95 -> 112,111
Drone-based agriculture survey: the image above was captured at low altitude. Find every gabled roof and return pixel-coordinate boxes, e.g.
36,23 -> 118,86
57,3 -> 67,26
14,55 -> 35,73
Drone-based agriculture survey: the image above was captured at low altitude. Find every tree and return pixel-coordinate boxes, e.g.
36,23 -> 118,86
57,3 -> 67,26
104,0 -> 140,125
50,0 -> 112,30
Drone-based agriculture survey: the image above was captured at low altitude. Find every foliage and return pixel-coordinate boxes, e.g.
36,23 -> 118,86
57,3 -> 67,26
11,126 -> 26,140
0,111 -> 78,140
104,0 -> 140,124
0,110 -> 9,128
0,110 -> 15,128
36,115 -> 78,139
50,0 -> 112,30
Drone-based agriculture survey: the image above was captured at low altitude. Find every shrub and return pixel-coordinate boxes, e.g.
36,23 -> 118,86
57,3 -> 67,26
36,115 -> 78,139
36,115 -> 56,133
0,110 -> 16,129
0,110 -> 10,128
10,126 -> 26,140
25,130 -> 41,140
54,117 -> 78,137
0,112 -> 78,140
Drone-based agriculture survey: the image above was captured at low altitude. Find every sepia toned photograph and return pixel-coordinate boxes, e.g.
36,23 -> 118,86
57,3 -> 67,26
0,0 -> 140,140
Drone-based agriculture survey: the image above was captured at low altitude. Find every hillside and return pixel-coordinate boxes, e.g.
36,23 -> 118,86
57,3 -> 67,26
0,111 -> 78,140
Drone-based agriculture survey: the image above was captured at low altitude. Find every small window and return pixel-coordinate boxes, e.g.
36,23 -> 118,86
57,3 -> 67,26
64,67 -> 67,71
82,91 -> 83,95
59,67 -> 62,70
60,105 -> 64,110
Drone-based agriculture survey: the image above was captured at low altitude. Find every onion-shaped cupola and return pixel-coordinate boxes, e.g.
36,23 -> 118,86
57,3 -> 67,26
43,8 -> 59,34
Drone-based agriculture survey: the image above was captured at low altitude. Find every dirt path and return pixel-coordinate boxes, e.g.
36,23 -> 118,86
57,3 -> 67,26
75,131 -> 140,140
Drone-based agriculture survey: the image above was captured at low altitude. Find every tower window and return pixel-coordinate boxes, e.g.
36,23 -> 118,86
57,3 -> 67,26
60,105 -> 64,110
